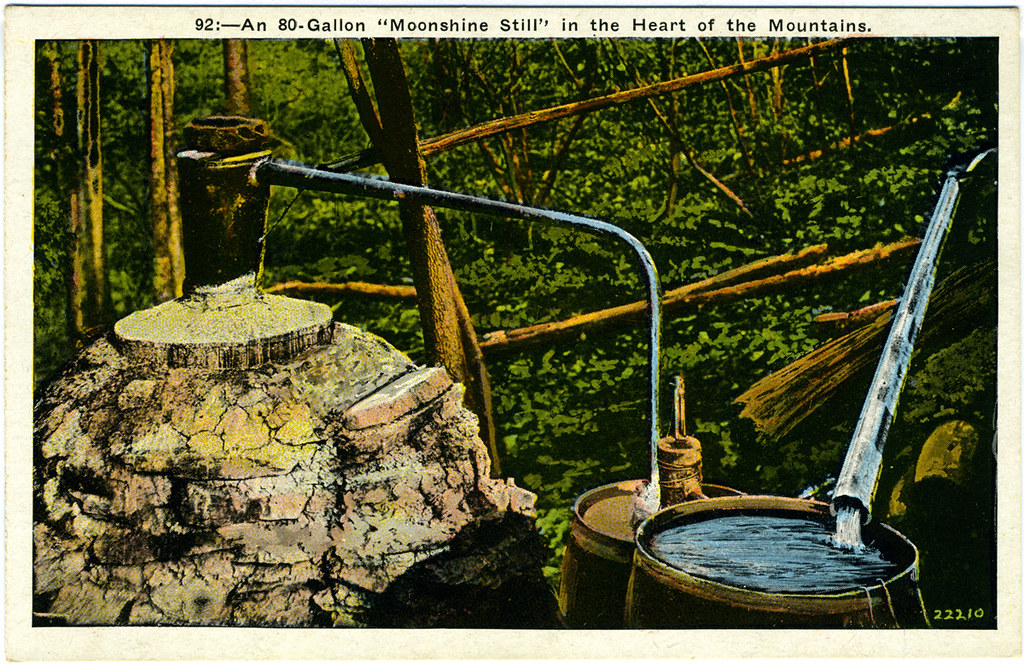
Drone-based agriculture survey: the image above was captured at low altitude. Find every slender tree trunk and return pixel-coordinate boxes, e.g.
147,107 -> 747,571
736,38 -> 760,129
223,39 -> 251,116
148,40 -> 173,302
697,39 -> 755,174
77,40 -> 107,326
162,43 -> 185,297
840,47 -> 857,145
808,55 -> 830,149
43,42 -> 84,342
148,39 -> 183,300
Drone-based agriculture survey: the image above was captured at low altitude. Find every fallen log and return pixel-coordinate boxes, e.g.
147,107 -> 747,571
481,238 -> 919,356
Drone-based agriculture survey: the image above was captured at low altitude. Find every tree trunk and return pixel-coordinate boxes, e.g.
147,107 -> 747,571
76,40 -> 107,326
223,40 -> 251,116
42,42 -> 84,342
341,39 -> 500,475
359,39 -> 467,378
148,38 -> 174,301
146,40 -> 182,299
162,42 -> 185,298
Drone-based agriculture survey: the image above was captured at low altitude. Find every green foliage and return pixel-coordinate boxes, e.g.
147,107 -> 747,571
33,197 -> 73,384
903,328 -> 997,430
33,37 -> 998,604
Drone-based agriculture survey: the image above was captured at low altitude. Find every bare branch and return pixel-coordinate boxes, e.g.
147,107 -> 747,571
264,280 -> 417,300
420,39 -> 850,157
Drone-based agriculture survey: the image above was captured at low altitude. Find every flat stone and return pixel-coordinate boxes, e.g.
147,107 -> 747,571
344,367 -> 451,430
217,521 -> 331,564
113,279 -> 333,369
286,325 -> 414,412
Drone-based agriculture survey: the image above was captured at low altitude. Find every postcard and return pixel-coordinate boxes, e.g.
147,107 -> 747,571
5,4 -> 1020,660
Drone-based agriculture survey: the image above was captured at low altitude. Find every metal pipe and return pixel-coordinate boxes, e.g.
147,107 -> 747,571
256,158 -> 664,499
832,147 -> 995,542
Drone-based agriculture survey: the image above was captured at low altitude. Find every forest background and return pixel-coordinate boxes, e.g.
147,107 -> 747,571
33,37 -> 998,624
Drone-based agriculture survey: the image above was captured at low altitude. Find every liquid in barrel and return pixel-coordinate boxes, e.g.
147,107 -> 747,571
648,513 -> 901,594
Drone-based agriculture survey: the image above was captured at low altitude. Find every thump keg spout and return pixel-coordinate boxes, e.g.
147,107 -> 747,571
831,146 -> 995,548
256,158 -> 665,509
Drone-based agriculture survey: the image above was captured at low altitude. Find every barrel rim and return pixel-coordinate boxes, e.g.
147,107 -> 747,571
571,480 -> 744,547
632,495 -> 920,614
569,479 -> 644,561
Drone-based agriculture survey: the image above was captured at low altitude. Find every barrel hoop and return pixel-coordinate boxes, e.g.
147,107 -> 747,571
878,577 -> 900,628
632,549 -> 879,616
570,519 -> 634,564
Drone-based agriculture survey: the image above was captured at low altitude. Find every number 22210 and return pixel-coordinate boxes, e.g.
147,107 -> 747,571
933,608 -> 985,620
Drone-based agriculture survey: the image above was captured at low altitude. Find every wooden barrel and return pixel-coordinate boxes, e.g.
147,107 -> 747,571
625,495 -> 928,628
558,480 -> 741,628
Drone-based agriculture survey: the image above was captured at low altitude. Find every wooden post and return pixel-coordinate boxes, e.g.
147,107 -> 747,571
162,42 -> 185,297
354,38 -> 501,475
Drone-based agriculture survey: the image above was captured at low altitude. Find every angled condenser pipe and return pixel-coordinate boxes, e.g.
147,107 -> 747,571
256,158 -> 665,509
832,146 -> 995,547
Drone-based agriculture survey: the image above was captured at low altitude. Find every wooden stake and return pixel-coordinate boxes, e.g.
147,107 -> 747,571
674,375 -> 687,439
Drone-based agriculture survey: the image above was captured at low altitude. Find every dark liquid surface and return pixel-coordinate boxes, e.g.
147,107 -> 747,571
648,514 -> 902,594
582,493 -> 635,542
